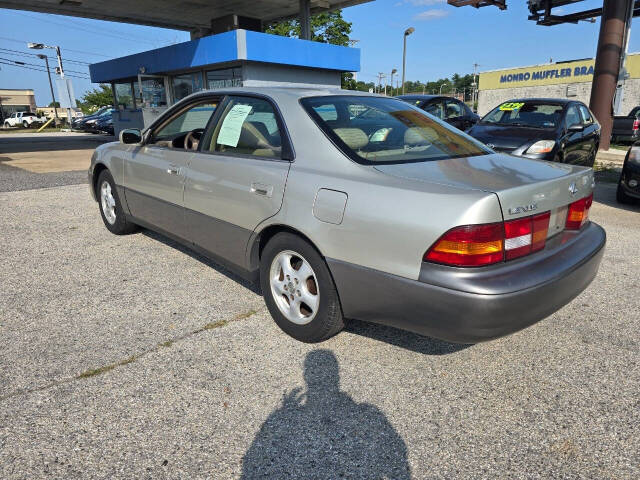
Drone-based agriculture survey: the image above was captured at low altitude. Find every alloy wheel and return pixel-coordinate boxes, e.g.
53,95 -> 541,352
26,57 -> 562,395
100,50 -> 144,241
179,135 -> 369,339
269,250 -> 320,325
100,180 -> 117,225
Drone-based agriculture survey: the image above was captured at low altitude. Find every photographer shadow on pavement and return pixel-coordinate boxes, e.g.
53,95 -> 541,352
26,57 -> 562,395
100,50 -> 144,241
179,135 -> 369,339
240,349 -> 412,479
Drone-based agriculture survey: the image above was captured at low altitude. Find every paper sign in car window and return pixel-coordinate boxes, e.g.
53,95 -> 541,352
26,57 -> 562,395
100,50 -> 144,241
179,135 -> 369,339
499,102 -> 525,111
217,104 -> 253,147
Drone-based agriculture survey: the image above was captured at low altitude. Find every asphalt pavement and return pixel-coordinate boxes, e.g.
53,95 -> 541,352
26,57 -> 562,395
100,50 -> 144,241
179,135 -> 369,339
0,181 -> 638,479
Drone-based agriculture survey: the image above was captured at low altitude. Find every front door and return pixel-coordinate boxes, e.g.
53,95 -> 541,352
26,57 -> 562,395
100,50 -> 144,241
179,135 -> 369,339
124,99 -> 218,236
561,104 -> 586,165
184,95 -> 291,270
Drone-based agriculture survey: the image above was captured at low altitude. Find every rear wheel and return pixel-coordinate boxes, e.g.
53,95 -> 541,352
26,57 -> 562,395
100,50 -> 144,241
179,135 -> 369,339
96,169 -> 138,235
22,121 -> 28,128
260,233 -> 344,343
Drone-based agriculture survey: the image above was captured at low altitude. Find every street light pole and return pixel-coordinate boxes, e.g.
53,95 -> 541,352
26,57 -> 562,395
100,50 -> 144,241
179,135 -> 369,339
28,42 -> 74,126
390,68 -> 397,96
439,82 -> 448,94
401,27 -> 415,95
37,54 -> 59,125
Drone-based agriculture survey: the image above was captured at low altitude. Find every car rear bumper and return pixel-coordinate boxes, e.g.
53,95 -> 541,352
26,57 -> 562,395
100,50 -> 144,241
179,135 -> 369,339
327,222 -> 606,344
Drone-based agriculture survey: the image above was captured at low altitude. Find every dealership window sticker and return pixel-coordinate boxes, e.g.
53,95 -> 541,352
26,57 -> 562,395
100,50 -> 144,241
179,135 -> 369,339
218,104 -> 253,147
499,102 -> 525,111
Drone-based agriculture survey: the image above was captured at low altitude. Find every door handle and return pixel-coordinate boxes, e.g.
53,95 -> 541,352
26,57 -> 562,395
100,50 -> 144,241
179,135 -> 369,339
250,183 -> 273,198
167,164 -> 180,175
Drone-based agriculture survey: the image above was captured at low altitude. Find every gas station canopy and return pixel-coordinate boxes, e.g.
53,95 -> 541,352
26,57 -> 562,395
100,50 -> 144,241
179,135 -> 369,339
0,0 -> 372,32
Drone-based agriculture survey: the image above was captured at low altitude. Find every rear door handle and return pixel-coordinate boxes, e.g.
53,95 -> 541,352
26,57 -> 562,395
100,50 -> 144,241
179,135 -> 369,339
167,164 -> 180,175
250,183 -> 273,198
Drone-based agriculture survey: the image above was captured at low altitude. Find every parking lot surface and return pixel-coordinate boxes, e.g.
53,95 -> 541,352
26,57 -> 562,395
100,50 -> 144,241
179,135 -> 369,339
0,167 -> 639,477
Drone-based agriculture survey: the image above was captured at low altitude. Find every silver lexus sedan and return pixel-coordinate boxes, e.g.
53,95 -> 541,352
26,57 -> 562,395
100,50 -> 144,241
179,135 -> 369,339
89,87 -> 605,344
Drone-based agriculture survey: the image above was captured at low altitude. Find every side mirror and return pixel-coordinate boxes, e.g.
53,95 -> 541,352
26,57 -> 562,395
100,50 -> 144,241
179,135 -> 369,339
120,128 -> 142,144
568,123 -> 585,132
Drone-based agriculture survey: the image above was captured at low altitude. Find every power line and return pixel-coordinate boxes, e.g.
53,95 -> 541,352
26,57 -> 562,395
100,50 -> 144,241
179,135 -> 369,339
0,47 -> 91,65
0,60 -> 90,80
0,35 -> 111,58
0,56 -> 89,75
14,12 -> 168,46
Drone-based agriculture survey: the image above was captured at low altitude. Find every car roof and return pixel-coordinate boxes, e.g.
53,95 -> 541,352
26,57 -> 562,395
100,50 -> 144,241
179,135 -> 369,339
504,98 -> 577,105
184,86 -> 387,103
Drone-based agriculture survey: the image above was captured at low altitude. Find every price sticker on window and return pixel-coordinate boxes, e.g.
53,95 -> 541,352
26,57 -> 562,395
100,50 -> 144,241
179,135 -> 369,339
499,102 -> 525,111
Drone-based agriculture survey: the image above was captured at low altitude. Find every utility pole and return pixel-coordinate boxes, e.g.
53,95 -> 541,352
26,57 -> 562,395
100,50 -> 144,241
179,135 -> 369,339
472,62 -> 479,111
377,72 -> 386,95
36,54 -> 59,125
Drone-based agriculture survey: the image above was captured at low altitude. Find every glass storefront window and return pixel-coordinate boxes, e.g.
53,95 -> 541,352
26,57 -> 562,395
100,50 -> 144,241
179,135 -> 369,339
114,82 -> 134,109
172,73 -> 204,102
206,68 -> 242,90
133,81 -> 142,108
139,77 -> 167,107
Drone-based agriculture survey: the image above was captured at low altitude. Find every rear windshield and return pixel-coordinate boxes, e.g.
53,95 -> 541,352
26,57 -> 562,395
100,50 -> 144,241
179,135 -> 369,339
301,95 -> 489,165
481,101 -> 564,128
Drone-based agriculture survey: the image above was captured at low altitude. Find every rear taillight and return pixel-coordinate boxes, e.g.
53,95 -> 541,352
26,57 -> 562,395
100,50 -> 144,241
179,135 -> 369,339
633,119 -> 639,132
424,223 -> 504,267
565,193 -> 593,230
425,211 -> 551,267
504,212 -> 551,260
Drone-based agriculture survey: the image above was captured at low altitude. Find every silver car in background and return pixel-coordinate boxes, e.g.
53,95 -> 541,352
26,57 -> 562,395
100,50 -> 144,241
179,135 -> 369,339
89,87 -> 605,344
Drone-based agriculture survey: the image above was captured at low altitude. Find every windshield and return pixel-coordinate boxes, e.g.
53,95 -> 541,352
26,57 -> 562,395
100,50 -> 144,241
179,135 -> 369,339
301,96 -> 489,165
481,101 -> 563,128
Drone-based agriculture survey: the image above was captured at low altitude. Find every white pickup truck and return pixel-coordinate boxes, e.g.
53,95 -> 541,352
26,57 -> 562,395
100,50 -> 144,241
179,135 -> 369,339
3,111 -> 47,128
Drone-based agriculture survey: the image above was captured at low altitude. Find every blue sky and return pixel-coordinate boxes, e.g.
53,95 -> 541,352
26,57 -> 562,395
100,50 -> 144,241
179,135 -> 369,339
0,0 -> 636,106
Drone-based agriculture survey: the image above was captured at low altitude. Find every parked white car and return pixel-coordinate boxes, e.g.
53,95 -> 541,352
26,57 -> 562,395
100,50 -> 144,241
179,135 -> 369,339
3,111 -> 47,128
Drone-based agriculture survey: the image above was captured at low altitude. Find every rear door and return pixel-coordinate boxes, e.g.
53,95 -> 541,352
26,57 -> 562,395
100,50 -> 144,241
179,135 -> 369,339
578,104 -> 599,164
183,94 -> 292,269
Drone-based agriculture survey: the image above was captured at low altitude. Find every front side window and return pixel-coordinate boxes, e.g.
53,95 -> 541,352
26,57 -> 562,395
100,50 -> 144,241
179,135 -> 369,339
152,101 -> 218,148
301,95 -> 489,165
578,105 -> 593,124
482,101 -> 564,128
565,105 -> 582,128
206,96 -> 282,159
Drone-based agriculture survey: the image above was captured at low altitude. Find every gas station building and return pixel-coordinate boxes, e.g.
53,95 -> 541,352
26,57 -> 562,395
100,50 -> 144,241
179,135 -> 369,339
88,28 -> 360,135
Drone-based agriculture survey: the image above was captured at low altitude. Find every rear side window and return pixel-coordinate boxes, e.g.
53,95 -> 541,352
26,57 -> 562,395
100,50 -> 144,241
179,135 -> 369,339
301,95 -> 489,165
206,96 -> 282,159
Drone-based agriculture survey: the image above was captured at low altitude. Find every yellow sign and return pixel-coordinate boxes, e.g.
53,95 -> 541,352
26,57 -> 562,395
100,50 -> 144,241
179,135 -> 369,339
479,54 -> 640,90
499,102 -> 525,111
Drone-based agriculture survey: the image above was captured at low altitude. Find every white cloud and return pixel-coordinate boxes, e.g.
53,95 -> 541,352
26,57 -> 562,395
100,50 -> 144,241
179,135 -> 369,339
413,9 -> 450,20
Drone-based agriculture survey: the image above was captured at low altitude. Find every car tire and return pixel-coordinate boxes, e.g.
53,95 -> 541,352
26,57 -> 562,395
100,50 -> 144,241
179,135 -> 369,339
96,169 -> 138,235
616,182 -> 633,204
260,232 -> 344,343
3,122 -> 9,129
22,121 -> 29,128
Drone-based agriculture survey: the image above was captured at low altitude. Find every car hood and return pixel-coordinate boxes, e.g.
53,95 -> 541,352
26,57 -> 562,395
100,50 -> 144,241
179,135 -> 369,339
374,153 -> 594,219
467,124 -> 555,150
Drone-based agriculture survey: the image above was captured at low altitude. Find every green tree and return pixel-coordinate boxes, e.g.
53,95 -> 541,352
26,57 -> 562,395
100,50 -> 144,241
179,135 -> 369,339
48,101 -> 60,108
266,10 -> 354,88
78,84 -> 113,113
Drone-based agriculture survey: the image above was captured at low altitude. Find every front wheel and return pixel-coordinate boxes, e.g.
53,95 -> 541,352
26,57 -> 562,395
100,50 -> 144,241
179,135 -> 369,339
96,170 -> 138,235
260,233 -> 344,343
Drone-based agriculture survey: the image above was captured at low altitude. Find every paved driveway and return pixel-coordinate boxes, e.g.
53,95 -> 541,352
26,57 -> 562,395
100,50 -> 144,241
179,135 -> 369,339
0,182 -> 638,479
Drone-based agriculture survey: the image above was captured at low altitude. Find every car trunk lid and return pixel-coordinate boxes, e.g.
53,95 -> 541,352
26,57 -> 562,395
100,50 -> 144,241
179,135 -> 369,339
374,153 -> 594,236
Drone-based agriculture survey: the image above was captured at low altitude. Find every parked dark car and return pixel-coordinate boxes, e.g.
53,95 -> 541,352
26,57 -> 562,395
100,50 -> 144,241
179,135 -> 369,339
95,116 -> 114,135
397,95 -> 479,131
83,110 -> 115,133
616,141 -> 640,204
72,106 -> 113,131
611,106 -> 640,144
467,99 -> 600,167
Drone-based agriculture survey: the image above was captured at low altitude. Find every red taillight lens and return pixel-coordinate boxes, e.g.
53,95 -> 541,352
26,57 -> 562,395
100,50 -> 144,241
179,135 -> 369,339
531,212 -> 551,252
425,212 -> 552,267
504,217 -> 532,260
566,193 -> 593,230
633,119 -> 639,132
424,223 -> 504,267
